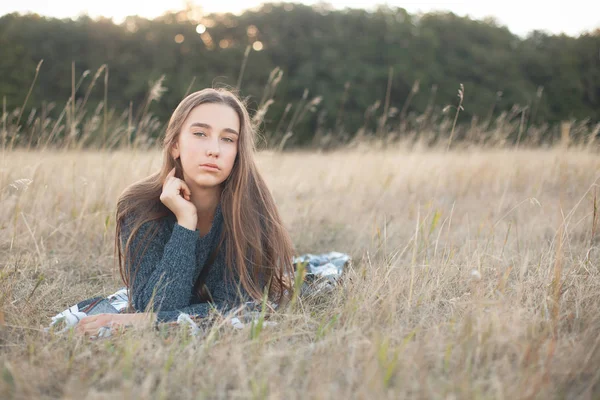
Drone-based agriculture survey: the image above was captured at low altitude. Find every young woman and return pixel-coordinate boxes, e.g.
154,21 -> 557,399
76,88 -> 295,335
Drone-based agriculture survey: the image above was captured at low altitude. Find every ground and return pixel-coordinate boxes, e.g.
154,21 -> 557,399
1,146 -> 599,399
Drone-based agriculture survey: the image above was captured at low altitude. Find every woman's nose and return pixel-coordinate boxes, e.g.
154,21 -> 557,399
207,142 -> 220,156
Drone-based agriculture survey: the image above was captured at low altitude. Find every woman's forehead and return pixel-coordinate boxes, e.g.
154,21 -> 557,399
185,103 -> 240,132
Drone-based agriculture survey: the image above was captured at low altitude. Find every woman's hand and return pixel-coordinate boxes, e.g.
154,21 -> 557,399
160,167 -> 197,230
75,313 -> 155,336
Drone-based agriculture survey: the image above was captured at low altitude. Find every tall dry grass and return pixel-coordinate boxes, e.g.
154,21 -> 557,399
3,60 -> 600,153
1,145 -> 600,399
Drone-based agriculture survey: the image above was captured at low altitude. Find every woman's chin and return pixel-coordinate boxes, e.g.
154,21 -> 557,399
191,177 -> 224,188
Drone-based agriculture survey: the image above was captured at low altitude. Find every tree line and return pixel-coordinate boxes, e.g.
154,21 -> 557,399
0,2 -> 598,148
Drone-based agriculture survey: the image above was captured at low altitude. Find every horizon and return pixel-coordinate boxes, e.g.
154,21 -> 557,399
0,1 -> 598,38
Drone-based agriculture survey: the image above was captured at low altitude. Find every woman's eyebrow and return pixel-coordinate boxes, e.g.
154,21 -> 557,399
190,122 -> 239,136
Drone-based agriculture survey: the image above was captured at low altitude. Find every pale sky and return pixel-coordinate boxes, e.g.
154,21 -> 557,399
1,0 -> 598,37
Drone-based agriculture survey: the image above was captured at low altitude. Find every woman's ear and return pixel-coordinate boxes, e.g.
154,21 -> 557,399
171,143 -> 180,160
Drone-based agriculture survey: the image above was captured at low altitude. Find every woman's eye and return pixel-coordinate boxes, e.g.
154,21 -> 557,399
193,131 -> 206,136
222,137 -> 234,143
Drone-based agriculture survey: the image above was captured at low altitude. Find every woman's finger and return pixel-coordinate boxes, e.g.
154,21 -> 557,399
163,168 -> 176,189
180,180 -> 192,200
167,167 -> 176,179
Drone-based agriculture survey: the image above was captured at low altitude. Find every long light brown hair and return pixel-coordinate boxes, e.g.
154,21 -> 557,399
115,88 -> 295,307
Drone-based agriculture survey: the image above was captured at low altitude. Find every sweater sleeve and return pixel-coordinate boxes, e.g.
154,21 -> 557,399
121,217 -> 201,313
155,249 -> 256,323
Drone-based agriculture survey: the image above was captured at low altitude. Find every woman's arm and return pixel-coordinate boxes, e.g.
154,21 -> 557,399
75,300 -> 235,336
154,269 -> 252,323
75,312 -> 156,336
76,300 -> 235,336
122,218 -> 202,313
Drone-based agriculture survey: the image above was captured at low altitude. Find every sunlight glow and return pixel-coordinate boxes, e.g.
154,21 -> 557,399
252,41 -> 263,51
195,24 -> 206,34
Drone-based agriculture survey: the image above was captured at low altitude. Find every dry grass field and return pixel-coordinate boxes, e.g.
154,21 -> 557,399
1,146 -> 600,399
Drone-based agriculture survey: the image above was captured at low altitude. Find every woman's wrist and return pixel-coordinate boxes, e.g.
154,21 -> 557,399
119,312 -> 157,327
176,217 -> 197,231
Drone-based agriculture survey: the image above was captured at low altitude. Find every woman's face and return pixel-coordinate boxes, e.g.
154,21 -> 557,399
171,103 -> 240,188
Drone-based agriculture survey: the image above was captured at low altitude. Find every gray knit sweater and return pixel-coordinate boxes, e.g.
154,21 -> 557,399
120,202 -> 251,323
